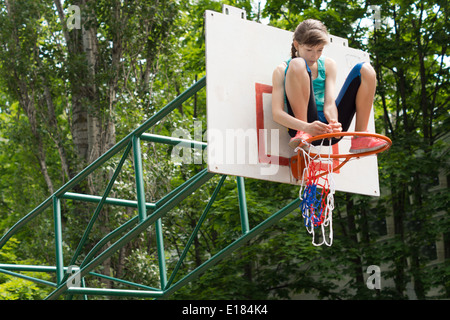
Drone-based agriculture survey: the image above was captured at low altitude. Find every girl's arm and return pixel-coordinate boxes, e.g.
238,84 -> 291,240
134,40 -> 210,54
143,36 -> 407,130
323,58 -> 342,132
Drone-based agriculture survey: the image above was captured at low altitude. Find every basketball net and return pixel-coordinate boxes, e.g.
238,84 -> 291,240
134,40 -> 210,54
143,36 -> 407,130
296,139 -> 335,246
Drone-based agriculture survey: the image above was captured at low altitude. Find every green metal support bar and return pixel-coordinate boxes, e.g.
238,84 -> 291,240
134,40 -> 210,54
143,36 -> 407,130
0,74 -> 305,300
140,133 -> 207,150
0,268 -> 57,287
80,168 -> 214,269
0,198 -> 53,250
78,168 -> 213,269
66,287 -> 165,298
166,175 -> 227,288
0,76 -> 206,251
89,271 -> 160,291
132,136 -> 147,222
164,198 -> 301,297
0,263 -> 159,292
155,219 -> 167,290
80,278 -> 88,300
154,170 -> 208,209
80,217 -> 139,268
237,176 -> 250,234
53,197 -> 64,285
0,264 -> 60,272
132,77 -> 206,138
78,169 -> 214,282
45,169 -> 215,300
70,142 -> 133,266
61,192 -> 157,210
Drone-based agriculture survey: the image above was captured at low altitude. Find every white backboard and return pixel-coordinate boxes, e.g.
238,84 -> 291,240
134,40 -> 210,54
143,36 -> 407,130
205,9 -> 381,196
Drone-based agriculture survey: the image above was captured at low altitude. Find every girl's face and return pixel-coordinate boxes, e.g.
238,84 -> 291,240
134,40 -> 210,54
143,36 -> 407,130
296,43 -> 324,65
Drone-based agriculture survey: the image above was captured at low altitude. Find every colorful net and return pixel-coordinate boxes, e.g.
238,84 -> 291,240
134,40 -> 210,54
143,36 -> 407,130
296,141 -> 335,246
291,132 -> 392,246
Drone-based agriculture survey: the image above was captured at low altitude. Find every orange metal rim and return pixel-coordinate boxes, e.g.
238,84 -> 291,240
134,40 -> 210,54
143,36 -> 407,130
304,132 -> 392,160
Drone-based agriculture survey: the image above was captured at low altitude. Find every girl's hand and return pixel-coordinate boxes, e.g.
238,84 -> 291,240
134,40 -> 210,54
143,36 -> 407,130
328,119 -> 342,133
307,121 -> 332,136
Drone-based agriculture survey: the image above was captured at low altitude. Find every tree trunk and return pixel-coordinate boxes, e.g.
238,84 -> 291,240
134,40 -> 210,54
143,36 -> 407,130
5,0 -> 55,194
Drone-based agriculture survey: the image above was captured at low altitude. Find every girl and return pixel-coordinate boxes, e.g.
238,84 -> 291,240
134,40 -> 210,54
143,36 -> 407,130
271,19 -> 387,153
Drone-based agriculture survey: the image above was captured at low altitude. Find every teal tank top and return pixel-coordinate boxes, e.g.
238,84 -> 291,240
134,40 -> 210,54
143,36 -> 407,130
312,56 -> 326,112
284,56 -> 326,112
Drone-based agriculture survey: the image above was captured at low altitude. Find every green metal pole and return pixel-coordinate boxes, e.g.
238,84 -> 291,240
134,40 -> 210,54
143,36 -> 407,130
165,198 -> 301,297
166,175 -> 227,288
237,176 -> 250,234
89,271 -> 160,291
69,142 -> 133,266
133,76 -> 206,137
81,216 -> 139,268
66,287 -> 164,298
80,168 -> 213,269
45,169 -> 215,300
155,219 -> 167,290
132,135 -> 147,222
0,76 -> 206,251
0,268 -> 56,287
53,196 -> 64,285
0,197 -> 53,250
0,264 -> 59,272
61,192 -> 157,210
140,133 -> 207,150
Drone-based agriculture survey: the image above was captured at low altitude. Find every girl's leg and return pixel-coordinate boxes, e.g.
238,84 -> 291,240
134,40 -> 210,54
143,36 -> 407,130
285,58 -> 318,135
336,62 -> 377,132
285,58 -> 319,148
354,63 -> 377,132
336,62 -> 387,153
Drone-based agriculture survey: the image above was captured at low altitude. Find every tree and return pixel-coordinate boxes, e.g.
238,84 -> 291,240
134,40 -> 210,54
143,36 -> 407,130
368,0 -> 449,299
0,0 -> 180,292
262,0 -> 449,299
0,0 -> 448,300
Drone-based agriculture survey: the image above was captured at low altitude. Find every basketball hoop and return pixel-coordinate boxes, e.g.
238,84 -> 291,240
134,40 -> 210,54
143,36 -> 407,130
290,132 -> 392,246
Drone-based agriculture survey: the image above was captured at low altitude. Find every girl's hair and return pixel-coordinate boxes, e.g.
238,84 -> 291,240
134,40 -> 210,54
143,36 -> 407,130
291,19 -> 329,58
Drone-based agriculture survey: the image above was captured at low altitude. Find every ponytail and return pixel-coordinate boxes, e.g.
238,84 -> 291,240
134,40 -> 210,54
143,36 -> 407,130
291,43 -> 297,59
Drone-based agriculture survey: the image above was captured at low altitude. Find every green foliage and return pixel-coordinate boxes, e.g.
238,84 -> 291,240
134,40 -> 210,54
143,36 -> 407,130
0,238 -> 53,300
263,0 -> 370,48
0,277 -> 48,300
0,0 -> 448,300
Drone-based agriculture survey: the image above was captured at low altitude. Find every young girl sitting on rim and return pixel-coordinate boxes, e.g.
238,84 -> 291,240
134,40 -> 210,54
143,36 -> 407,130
271,19 -> 388,153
